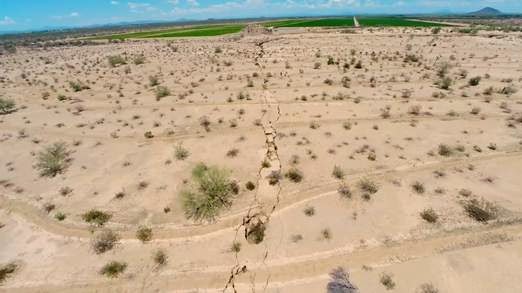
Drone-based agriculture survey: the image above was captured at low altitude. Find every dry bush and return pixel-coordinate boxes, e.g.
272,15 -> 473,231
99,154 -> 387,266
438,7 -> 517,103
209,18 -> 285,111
82,209 -> 111,226
380,273 -> 396,290
332,165 -> 345,179
136,226 -> 153,242
420,208 -> 438,223
107,55 -> 126,67
358,178 -> 378,194
326,267 -> 359,293
411,181 -> 425,194
463,199 -> 497,222
92,229 -> 119,254
0,98 -> 16,114
285,168 -> 303,183
153,249 -> 168,267
174,144 -> 189,160
0,262 -> 18,283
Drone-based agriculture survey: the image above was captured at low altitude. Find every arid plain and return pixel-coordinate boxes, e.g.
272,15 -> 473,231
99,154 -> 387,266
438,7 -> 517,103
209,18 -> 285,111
1,25 -> 522,292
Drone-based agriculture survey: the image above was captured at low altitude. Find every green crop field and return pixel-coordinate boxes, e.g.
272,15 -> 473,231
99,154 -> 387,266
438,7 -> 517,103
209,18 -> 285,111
98,24 -> 245,40
265,17 -> 448,28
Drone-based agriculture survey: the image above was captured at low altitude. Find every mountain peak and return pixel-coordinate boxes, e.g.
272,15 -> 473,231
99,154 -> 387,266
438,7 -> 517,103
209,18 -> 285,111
468,7 -> 503,16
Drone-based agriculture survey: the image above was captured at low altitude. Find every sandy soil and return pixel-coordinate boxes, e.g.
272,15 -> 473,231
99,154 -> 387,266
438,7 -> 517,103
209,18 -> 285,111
1,26 -> 522,292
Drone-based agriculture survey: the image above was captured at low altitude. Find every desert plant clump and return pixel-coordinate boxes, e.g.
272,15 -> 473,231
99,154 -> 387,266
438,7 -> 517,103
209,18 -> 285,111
285,167 -> 303,183
463,199 -> 497,222
136,226 -> 153,243
326,267 -> 359,293
82,209 -> 112,226
358,178 -> 378,194
437,144 -> 453,157
153,249 -> 168,267
0,262 -> 18,284
417,283 -> 439,293
468,76 -> 481,86
420,208 -> 439,223
100,261 -> 127,278
267,170 -> 281,185
304,206 -> 315,216
155,86 -> 170,100
338,183 -> 352,199
411,181 -> 425,194
230,241 -> 242,253
332,165 -> 345,179
0,98 -> 16,115
174,144 -> 189,160
380,273 -> 396,290
133,54 -> 146,65
91,229 -> 119,254
107,55 -> 127,67
35,142 -> 71,177
68,80 -> 90,92
181,163 -> 235,222
245,181 -> 256,191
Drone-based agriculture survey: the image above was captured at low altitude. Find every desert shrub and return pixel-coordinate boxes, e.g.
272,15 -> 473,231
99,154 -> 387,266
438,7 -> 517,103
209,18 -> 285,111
285,168 -> 303,183
435,61 -> 450,77
380,273 -> 396,290
332,165 -> 345,179
431,27 -> 441,34
245,217 -> 267,244
230,241 -> 241,252
174,144 -> 189,160
133,54 -> 146,65
358,178 -> 378,194
408,105 -> 422,115
226,148 -> 239,157
468,76 -> 481,86
470,107 -> 481,115
420,208 -> 438,223
411,181 -> 425,194
100,261 -> 127,278
92,229 -> 119,254
438,76 -> 452,90
107,55 -> 126,67
0,98 -> 16,114
437,144 -> 453,156
0,262 -> 18,283
417,283 -> 439,293
136,226 -> 153,242
35,142 -> 71,177
321,228 -> 332,240
327,56 -> 335,65
245,181 -> 256,191
338,183 -> 352,198
199,116 -> 211,131
463,199 -> 497,222
82,209 -> 111,226
267,170 -> 281,185
149,75 -> 159,86
69,80 -> 90,92
326,267 -> 359,293
304,206 -> 315,216
54,212 -> 66,221
153,249 -> 168,266
181,163 -> 234,222
155,86 -> 170,99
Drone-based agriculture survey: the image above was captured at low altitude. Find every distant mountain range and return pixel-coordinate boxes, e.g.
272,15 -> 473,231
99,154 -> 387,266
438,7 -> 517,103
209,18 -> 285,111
468,7 -> 503,16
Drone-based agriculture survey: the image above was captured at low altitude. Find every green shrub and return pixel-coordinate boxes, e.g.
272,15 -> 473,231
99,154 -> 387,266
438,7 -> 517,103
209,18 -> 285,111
332,165 -> 345,179
82,209 -> 112,226
181,163 -> 234,222
100,261 -> 127,278
155,86 -> 170,100
0,98 -> 16,114
174,144 -> 189,160
35,142 -> 71,177
107,55 -> 126,67
136,226 -> 153,242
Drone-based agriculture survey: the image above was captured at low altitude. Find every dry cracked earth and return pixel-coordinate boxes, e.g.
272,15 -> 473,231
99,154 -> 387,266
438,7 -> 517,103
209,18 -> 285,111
1,27 -> 522,292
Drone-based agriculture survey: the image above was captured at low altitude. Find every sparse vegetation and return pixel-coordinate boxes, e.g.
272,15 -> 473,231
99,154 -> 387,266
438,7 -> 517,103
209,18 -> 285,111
0,98 -> 16,114
420,208 -> 439,223
0,262 -> 18,284
136,226 -> 153,242
92,229 -> 119,254
358,178 -> 378,194
107,55 -> 127,67
463,199 -> 497,222
380,273 -> 396,290
327,267 -> 359,293
82,209 -> 112,226
174,144 -> 190,160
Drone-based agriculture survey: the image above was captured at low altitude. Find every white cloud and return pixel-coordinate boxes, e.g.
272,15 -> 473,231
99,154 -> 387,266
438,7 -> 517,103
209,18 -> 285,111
187,0 -> 199,6
0,16 -> 15,25
70,12 -> 80,17
128,2 -> 157,12
111,1 -> 119,4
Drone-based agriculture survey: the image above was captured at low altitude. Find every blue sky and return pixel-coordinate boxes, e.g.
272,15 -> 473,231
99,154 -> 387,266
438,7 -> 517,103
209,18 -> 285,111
1,0 -> 521,31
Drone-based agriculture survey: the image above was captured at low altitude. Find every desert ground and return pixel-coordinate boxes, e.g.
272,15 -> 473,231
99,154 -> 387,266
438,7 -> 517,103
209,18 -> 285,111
1,24 -> 522,292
